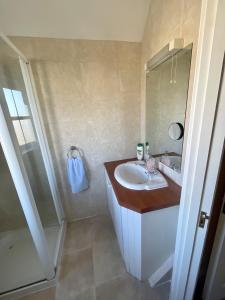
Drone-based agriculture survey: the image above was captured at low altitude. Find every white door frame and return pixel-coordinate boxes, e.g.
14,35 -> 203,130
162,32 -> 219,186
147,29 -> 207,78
170,0 -> 225,299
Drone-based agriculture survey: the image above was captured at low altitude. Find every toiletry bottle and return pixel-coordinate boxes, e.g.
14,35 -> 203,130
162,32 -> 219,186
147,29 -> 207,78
145,142 -> 150,160
137,143 -> 144,161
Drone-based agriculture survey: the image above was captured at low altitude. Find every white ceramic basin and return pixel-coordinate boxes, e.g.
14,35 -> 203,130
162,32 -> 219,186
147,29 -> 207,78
114,161 -> 168,191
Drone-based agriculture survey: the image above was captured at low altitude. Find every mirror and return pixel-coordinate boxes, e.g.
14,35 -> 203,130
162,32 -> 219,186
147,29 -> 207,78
145,44 -> 192,173
168,122 -> 184,140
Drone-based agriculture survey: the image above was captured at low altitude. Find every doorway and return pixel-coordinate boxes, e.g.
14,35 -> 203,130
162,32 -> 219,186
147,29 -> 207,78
194,141 -> 225,299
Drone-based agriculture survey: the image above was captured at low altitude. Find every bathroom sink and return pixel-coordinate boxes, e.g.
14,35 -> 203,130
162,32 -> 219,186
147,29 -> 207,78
114,161 -> 168,190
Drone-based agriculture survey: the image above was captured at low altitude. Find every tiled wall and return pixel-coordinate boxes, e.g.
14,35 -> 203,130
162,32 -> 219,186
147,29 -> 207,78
11,0 -> 202,221
12,38 -> 141,220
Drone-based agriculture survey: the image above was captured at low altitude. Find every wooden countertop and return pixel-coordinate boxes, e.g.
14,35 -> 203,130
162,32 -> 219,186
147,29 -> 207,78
104,158 -> 181,214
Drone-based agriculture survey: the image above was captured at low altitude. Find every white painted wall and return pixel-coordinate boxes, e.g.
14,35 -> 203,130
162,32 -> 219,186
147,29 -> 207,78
0,0 -> 150,42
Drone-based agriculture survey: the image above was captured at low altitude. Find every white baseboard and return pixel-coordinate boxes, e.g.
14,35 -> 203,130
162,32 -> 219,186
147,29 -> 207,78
148,253 -> 174,288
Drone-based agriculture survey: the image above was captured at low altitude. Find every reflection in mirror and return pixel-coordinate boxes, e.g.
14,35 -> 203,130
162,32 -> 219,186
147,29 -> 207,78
145,45 -> 192,173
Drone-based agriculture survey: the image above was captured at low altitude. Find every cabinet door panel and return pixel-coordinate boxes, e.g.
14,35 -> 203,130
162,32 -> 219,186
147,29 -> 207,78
111,189 -> 123,256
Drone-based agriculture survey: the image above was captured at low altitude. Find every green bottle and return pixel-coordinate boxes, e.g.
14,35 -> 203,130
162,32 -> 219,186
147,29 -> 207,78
137,143 -> 144,160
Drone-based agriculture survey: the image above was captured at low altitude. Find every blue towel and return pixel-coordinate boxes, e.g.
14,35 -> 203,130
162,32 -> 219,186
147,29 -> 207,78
67,156 -> 89,193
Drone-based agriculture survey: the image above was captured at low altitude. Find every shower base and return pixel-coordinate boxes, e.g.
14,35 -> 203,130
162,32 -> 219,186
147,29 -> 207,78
0,225 -> 60,295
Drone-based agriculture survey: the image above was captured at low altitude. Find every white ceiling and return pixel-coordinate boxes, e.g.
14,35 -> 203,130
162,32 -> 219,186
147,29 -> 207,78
0,0 -> 150,42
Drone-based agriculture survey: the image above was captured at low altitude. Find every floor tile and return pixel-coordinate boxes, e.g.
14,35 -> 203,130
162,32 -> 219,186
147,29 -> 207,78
73,287 -> 96,300
55,248 -> 94,299
93,239 -> 125,285
96,274 -> 146,300
64,218 -> 96,253
93,214 -> 116,243
64,214 -> 115,254
17,287 -> 56,300
154,282 -> 171,300
17,215 -> 171,300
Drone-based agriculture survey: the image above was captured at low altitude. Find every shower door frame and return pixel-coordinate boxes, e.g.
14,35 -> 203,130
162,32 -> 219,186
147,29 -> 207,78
0,104 -> 56,281
1,33 -> 65,224
0,34 -> 65,296
20,58 -> 65,223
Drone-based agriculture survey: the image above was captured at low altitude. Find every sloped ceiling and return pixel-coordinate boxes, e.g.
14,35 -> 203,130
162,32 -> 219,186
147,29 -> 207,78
0,0 -> 150,42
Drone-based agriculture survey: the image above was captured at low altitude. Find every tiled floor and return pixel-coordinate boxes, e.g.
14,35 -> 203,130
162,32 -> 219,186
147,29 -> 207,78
18,215 -> 170,300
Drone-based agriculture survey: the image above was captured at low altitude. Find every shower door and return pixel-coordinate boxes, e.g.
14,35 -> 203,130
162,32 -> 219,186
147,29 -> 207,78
0,36 -> 64,294
0,142 -> 49,294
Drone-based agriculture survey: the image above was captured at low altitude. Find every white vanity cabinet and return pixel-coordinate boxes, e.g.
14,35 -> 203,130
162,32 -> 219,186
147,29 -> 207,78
105,169 -> 179,281
105,170 -> 124,256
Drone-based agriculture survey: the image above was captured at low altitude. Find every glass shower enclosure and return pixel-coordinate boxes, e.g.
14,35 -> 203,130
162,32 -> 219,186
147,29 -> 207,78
0,35 -> 64,296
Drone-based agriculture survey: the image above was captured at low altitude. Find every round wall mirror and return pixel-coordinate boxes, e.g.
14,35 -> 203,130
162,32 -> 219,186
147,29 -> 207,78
168,122 -> 184,140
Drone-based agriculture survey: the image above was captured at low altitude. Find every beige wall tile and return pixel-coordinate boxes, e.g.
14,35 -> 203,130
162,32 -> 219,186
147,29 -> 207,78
12,38 -> 141,220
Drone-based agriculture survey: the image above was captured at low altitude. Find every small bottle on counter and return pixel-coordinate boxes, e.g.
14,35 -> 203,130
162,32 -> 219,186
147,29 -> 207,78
145,142 -> 151,160
137,143 -> 144,161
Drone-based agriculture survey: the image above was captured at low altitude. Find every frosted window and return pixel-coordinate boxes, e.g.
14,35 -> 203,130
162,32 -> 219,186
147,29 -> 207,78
3,88 -> 29,117
12,120 -> 26,145
3,88 -> 36,146
20,119 -> 36,144
3,88 -> 17,117
12,120 -> 36,146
